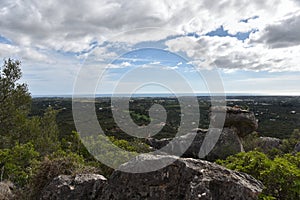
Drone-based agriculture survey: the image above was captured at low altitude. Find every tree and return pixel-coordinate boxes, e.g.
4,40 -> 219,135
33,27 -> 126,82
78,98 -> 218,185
0,59 -> 60,155
0,59 -> 31,148
30,107 -> 61,156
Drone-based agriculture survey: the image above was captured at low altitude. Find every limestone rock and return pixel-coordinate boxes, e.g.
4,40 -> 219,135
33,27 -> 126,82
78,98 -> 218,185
100,154 -> 264,200
146,128 -> 243,161
40,174 -> 107,200
210,106 -> 258,137
0,181 -> 14,200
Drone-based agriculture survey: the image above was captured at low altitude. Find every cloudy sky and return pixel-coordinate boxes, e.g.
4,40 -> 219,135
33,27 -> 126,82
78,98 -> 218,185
1,0 -> 300,95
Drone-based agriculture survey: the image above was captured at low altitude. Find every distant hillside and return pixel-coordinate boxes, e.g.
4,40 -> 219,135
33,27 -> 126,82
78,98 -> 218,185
31,96 -> 300,140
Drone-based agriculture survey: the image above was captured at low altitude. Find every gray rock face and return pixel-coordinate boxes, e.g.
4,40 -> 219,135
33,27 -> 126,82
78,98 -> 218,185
210,106 -> 258,137
40,174 -> 107,200
0,181 -> 14,200
294,141 -> 300,152
147,128 -> 242,161
257,137 -> 282,153
100,154 -> 264,200
146,106 -> 258,160
202,128 -> 243,161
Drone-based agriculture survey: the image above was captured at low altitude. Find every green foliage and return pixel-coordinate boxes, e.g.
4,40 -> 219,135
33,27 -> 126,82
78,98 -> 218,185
9,106 -> 61,156
242,132 -> 260,152
258,194 -> 276,200
129,138 -> 151,153
281,129 -> 300,153
61,131 -> 92,159
217,151 -> 300,200
0,143 -> 39,187
0,59 -> 31,148
109,136 -> 149,152
0,59 -> 60,156
31,107 -> 60,156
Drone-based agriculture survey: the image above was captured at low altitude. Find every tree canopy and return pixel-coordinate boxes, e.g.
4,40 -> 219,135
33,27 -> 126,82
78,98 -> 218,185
0,59 -> 31,148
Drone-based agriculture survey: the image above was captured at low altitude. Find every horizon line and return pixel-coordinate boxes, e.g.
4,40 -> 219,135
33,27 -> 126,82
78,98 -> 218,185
32,92 -> 300,98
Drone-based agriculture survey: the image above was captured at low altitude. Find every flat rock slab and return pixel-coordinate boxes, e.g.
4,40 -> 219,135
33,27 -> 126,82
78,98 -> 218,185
100,154 -> 263,200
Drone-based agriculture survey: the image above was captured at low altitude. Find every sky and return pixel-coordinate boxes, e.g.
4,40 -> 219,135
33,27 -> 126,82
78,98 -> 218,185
1,0 -> 300,96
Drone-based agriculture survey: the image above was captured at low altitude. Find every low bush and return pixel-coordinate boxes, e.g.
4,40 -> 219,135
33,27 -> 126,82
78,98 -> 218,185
217,151 -> 300,200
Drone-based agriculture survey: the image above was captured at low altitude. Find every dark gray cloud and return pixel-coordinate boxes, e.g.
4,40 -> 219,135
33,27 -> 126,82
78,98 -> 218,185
252,14 -> 300,48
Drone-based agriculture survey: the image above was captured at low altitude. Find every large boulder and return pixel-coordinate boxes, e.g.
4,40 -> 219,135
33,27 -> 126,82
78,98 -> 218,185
210,106 -> 258,137
257,137 -> 282,153
40,174 -> 107,200
100,154 -> 264,200
146,128 -> 243,161
201,128 -> 243,161
0,181 -> 14,200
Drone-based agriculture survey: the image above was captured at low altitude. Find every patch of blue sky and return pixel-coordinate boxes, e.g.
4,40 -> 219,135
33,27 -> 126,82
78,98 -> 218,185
117,48 -> 187,67
186,32 -> 200,38
105,48 -> 203,88
205,25 -> 257,41
0,35 -> 12,44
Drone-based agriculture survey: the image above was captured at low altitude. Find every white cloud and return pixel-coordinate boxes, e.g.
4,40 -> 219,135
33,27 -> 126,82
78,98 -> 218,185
0,43 -> 52,63
0,0 -> 295,51
165,34 -> 300,72
120,62 -> 131,67
1,0 -> 300,94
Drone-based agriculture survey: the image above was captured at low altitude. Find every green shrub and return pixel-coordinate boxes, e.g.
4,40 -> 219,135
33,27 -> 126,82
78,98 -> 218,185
217,151 -> 300,199
280,129 -> 300,153
0,143 -> 39,187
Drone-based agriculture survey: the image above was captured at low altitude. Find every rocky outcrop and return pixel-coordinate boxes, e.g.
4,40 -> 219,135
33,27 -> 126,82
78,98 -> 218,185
257,137 -> 282,153
0,181 -> 14,200
39,155 -> 264,200
147,128 -> 242,161
40,174 -> 107,200
210,106 -> 258,137
146,106 -> 257,160
100,154 -> 264,200
38,106 -> 263,200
